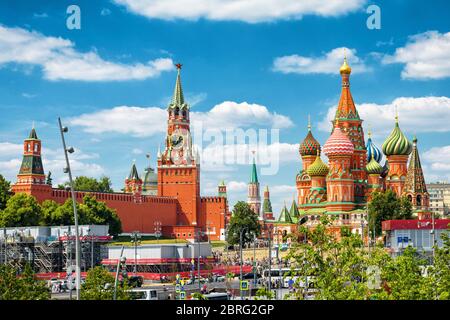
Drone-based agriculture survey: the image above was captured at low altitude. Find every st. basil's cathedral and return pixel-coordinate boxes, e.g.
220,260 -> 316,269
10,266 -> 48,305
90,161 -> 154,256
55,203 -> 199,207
248,57 -> 431,239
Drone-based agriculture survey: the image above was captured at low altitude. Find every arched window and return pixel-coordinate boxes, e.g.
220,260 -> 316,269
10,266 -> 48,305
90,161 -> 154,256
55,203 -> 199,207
27,143 -> 31,152
174,107 -> 180,116
182,109 -> 187,118
407,195 -> 412,202
416,195 -> 422,206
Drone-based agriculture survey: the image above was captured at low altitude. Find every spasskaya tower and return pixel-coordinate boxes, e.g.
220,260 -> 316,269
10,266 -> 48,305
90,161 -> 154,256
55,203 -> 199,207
157,64 -> 200,227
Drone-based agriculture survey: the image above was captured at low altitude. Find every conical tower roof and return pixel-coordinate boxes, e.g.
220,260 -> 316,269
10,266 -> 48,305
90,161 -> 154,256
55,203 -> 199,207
250,156 -> 258,184
404,137 -> 428,194
28,127 -> 38,140
289,199 -> 300,219
128,162 -> 140,180
278,204 -> 293,224
335,56 -> 360,120
168,64 -> 189,110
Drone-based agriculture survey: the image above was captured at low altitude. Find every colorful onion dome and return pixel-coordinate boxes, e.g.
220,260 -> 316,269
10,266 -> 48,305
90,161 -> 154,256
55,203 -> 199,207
323,124 -> 354,157
299,130 -> 321,157
340,56 -> 352,75
307,151 -> 329,177
366,131 -> 382,163
366,154 -> 383,175
382,117 -> 412,156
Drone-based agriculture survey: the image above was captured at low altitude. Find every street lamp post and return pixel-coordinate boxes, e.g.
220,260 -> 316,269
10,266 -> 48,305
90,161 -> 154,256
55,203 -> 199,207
252,232 -> 257,287
131,231 -> 141,275
58,117 -> 81,300
234,227 -> 249,300
113,246 -> 126,300
431,211 -> 436,261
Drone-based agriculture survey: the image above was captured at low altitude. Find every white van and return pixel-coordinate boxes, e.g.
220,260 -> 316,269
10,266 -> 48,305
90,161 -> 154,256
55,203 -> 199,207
128,289 -> 169,300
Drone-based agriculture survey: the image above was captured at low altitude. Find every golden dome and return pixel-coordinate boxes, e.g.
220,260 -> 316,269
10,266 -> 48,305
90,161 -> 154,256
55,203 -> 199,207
340,57 -> 352,75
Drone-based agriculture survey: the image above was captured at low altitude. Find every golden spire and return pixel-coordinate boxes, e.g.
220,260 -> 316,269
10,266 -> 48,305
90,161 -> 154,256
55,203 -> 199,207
340,49 -> 352,75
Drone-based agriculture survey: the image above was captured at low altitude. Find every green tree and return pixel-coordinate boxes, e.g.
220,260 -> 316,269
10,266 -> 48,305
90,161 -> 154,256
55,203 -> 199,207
0,174 -> 11,211
368,190 -> 413,236
0,193 -> 41,227
40,200 -> 60,226
80,195 -> 122,237
0,264 -> 50,300
41,196 -> 122,237
427,229 -> 450,299
226,201 -> 261,246
58,176 -> 114,193
81,266 -> 129,300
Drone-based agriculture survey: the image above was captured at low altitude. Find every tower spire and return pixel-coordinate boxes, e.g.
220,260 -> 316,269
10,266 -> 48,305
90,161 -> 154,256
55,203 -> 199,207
169,63 -> 188,109
307,114 -> 311,131
403,137 -> 429,210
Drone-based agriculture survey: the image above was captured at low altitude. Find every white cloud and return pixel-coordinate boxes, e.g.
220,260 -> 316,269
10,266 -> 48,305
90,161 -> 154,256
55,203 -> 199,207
0,142 -> 23,157
0,24 -> 174,81
192,101 -> 293,129
113,0 -> 366,23
383,31 -> 450,80
69,101 -> 293,137
227,181 -> 248,192
273,47 -> 369,75
422,146 -> 450,182
319,96 -> 450,136
69,106 -> 167,137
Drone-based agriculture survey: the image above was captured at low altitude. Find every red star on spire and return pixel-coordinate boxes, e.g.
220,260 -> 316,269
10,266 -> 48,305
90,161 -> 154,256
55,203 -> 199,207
175,63 -> 183,70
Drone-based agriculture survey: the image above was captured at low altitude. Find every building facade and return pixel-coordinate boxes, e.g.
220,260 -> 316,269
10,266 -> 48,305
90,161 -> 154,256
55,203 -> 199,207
427,182 -> 450,216
11,66 -> 228,241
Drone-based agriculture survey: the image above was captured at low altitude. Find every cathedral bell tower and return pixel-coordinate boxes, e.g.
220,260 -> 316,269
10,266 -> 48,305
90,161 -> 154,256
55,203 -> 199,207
157,64 -> 200,226
333,56 -> 367,203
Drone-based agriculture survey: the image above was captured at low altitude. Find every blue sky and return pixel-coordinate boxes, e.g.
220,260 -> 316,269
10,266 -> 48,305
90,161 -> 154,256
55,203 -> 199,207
1,0 -> 450,216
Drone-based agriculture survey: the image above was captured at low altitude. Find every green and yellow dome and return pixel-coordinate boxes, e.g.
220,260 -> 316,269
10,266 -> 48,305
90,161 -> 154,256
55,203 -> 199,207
366,155 -> 383,175
307,151 -> 329,177
382,118 -> 412,156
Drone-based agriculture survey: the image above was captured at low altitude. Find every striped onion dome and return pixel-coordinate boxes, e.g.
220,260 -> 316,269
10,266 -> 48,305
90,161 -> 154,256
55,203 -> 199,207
299,130 -> 321,157
366,132 -> 382,163
366,154 -> 383,175
382,119 -> 412,156
307,151 -> 329,177
323,125 -> 354,157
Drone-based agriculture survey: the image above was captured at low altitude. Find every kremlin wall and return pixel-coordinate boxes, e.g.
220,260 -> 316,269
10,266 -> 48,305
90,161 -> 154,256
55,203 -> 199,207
11,65 -> 228,241
10,58 -> 432,242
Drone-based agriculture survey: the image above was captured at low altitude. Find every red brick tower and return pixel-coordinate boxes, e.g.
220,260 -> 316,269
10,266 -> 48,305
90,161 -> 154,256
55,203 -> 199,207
124,162 -> 143,201
247,154 -> 261,217
333,57 -> 367,203
157,64 -> 201,227
11,127 -> 52,202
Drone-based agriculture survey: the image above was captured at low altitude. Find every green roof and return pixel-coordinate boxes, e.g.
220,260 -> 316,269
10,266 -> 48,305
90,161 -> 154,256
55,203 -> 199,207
250,158 -> 258,184
168,67 -> 189,110
278,205 -> 293,224
128,163 -> 140,180
28,128 -> 38,140
289,200 -> 300,218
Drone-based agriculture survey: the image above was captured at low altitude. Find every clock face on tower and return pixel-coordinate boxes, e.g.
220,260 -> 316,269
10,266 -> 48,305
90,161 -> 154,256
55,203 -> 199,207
169,128 -> 190,164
